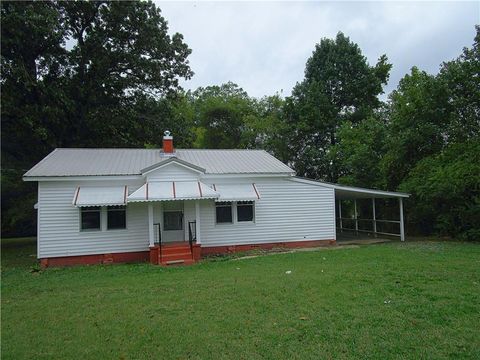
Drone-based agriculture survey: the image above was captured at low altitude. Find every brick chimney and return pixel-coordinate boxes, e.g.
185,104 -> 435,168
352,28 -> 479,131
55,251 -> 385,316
162,130 -> 174,154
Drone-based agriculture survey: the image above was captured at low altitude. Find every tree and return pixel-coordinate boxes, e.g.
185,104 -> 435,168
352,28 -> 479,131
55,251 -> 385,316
382,27 -> 480,190
1,1 -> 69,166
438,25 -> 480,143
192,82 -> 254,149
61,0 -> 193,147
400,139 -> 480,239
1,0 -> 193,157
241,94 -> 289,157
285,32 -> 391,181
381,67 -> 451,189
1,1 -> 193,236
333,112 -> 388,189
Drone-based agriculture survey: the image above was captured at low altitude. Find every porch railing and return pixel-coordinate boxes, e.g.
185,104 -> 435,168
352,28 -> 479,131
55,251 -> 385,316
336,217 -> 402,238
337,198 -> 405,241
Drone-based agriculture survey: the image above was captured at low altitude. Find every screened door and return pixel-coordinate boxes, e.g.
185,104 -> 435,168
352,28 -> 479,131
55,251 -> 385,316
162,201 -> 185,242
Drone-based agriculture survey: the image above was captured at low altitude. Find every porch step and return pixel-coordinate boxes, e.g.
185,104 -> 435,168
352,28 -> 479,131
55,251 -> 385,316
155,242 -> 197,266
161,247 -> 192,255
158,242 -> 193,266
161,259 -> 195,266
165,259 -> 185,265
160,253 -> 193,261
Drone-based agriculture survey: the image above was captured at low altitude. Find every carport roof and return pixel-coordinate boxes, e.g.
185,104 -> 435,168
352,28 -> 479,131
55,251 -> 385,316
292,177 -> 409,199
334,184 -> 409,199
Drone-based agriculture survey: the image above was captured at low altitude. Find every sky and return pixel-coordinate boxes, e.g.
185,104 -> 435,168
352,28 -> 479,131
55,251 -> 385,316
156,1 -> 479,99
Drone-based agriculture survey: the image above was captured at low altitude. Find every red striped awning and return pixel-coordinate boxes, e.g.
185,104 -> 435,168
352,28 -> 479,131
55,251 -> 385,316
128,181 -> 218,202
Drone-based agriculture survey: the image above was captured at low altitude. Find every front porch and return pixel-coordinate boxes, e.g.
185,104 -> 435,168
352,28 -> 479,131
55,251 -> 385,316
126,180 -> 218,266
147,200 -> 203,266
127,180 -> 262,266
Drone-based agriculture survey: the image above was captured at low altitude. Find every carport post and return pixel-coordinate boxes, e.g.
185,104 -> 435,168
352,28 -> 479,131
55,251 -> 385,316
354,199 -> 358,234
338,199 -> 343,233
399,198 -> 405,241
372,198 -> 377,238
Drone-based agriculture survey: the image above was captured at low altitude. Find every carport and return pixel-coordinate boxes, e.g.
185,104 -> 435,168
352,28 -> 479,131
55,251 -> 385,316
334,184 -> 409,241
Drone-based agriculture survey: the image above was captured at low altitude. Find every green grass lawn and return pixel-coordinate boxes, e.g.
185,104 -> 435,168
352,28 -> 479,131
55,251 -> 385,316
2,238 -> 479,359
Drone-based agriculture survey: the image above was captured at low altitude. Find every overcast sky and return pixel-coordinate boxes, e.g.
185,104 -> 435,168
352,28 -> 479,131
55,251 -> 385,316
156,1 -> 479,99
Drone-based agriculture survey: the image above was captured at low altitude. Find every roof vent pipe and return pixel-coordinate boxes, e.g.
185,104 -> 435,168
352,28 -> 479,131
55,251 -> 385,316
162,130 -> 174,155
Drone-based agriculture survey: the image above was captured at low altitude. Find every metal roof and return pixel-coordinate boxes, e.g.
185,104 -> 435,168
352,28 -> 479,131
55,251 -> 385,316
24,148 -> 295,177
213,183 -> 260,202
128,181 -> 219,202
291,177 -> 410,198
73,186 -> 128,207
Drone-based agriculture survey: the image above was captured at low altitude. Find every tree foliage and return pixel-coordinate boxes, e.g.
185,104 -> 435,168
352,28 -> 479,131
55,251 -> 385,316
284,32 -> 391,181
191,82 -> 252,149
1,4 -> 478,242
333,113 -> 388,189
381,67 -> 451,189
400,140 -> 480,239
1,1 -> 193,236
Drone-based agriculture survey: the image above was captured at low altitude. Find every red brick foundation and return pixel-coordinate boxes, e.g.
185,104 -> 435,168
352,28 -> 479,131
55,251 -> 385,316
200,239 -> 336,256
149,246 -> 160,265
40,251 -> 149,268
40,240 -> 336,268
192,244 -> 202,261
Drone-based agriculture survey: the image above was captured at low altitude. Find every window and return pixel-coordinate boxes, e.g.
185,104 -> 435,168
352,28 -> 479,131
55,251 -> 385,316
107,206 -> 126,230
164,211 -> 183,231
237,201 -> 254,222
81,207 -> 101,231
216,202 -> 233,223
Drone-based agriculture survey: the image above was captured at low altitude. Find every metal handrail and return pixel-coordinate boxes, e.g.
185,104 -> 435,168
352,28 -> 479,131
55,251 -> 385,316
188,221 -> 196,258
154,223 -> 162,261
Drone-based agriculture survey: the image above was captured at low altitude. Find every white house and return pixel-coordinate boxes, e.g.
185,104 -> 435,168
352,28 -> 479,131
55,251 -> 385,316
24,131 -> 409,267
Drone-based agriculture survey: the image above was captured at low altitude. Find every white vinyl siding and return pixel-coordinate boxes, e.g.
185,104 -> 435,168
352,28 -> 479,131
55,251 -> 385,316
37,180 -> 148,258
183,200 -> 196,241
146,163 -> 200,182
200,178 -> 335,247
36,176 -> 335,258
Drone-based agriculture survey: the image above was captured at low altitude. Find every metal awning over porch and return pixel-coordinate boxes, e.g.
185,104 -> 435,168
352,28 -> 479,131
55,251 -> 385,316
128,181 -> 219,202
72,186 -> 128,207
212,183 -> 261,202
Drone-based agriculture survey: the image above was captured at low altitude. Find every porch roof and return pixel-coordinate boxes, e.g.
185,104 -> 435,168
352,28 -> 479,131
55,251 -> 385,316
128,181 -> 219,202
73,186 -> 127,207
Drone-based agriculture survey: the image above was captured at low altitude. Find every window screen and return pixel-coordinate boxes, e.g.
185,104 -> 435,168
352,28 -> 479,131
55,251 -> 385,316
107,206 -> 126,230
81,207 -> 101,230
216,202 -> 233,223
237,201 -> 254,222
164,211 -> 183,230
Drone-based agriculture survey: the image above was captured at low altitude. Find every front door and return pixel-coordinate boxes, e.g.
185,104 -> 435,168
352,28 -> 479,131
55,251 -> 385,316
162,202 -> 184,242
